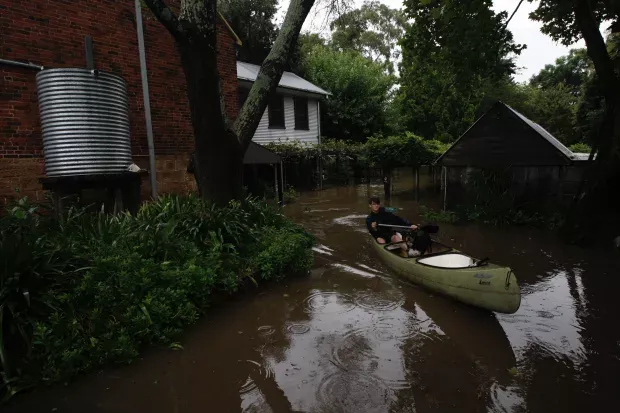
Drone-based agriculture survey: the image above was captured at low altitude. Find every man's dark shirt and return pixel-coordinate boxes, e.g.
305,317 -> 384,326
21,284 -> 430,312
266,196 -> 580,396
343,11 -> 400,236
366,207 -> 411,241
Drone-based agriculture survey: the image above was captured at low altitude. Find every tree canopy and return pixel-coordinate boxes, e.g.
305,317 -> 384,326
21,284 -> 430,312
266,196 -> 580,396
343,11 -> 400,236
398,0 -> 525,141
530,48 -> 593,95
218,0 -> 279,65
302,45 -> 395,142
330,1 -> 409,75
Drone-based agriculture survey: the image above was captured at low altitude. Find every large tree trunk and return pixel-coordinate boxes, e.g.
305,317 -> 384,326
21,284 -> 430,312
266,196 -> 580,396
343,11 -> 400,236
566,0 -> 620,240
177,16 -> 243,204
144,0 -> 315,204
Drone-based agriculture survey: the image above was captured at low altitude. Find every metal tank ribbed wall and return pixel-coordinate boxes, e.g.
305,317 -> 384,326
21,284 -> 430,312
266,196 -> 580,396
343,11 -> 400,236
35,68 -> 132,177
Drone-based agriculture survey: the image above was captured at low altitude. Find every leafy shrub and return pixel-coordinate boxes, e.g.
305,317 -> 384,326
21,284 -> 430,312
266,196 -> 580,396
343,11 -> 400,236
250,227 -> 314,282
266,134 -> 447,185
568,142 -> 592,153
419,205 -> 459,224
283,185 -> 298,203
0,195 -> 313,399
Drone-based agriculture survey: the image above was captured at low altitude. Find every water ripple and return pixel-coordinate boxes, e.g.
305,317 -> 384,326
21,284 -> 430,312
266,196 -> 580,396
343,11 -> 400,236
316,371 -> 395,413
257,325 -> 276,337
331,325 -> 422,390
238,359 -> 275,395
286,322 -> 311,335
355,291 -> 405,312
302,290 -> 356,315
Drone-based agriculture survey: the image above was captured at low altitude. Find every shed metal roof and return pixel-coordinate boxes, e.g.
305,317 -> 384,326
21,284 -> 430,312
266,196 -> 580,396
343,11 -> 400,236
243,141 -> 281,165
435,101 -> 580,166
571,152 -> 596,161
237,61 -> 330,97
503,104 -> 574,159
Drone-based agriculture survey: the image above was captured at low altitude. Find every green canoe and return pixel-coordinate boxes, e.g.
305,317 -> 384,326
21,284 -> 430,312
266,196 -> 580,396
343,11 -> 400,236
371,238 -> 521,314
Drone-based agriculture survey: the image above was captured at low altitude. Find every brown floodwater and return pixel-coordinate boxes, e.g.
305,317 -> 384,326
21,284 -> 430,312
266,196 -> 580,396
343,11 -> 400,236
5,179 -> 620,413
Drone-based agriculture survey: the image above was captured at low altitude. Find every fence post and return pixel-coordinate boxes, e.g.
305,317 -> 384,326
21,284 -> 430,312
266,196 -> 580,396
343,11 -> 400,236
383,169 -> 392,202
416,166 -> 420,202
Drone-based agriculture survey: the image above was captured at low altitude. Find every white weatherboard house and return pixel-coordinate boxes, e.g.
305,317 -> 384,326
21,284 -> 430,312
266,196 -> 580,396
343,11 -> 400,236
237,61 -> 330,145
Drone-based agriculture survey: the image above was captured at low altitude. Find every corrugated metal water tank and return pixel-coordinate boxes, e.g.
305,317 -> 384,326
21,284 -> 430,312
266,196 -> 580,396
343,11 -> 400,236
36,68 -> 132,176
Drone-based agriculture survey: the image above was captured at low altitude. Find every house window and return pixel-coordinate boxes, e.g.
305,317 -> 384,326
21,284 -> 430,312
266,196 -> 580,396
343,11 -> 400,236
268,95 -> 285,128
294,97 -> 309,130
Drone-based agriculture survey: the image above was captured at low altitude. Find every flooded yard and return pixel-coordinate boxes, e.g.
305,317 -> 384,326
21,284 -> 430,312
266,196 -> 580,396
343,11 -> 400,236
6,184 -> 620,412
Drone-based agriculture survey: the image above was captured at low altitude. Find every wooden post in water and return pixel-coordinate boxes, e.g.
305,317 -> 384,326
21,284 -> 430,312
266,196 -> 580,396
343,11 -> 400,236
442,166 -> 448,211
273,164 -> 280,205
383,169 -> 392,202
415,166 -> 420,202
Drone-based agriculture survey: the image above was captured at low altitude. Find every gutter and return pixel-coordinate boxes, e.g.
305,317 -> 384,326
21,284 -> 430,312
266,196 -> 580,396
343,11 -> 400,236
0,58 -> 44,71
237,78 -> 330,99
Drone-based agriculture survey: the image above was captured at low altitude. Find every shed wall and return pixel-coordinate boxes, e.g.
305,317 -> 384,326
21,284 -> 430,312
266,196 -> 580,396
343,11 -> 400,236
440,104 -> 571,167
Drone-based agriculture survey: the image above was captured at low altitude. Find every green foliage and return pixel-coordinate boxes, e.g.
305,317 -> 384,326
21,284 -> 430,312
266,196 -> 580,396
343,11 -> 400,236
288,33 -> 327,74
330,1 -> 409,75
283,186 -> 299,203
399,0 -> 525,141
362,133 -> 435,169
528,0 -> 614,46
264,140 -> 364,164
0,196 -> 313,399
218,0 -> 278,65
569,142 -> 592,153
529,48 -> 592,96
250,227 -> 313,282
419,206 -> 458,224
522,84 -> 579,145
265,134 -> 446,172
302,46 -> 396,141
575,69 -> 606,146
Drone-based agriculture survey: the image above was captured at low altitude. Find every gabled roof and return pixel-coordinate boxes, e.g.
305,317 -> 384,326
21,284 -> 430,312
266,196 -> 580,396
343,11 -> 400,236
237,61 -> 330,97
243,141 -> 281,164
503,103 -> 573,159
435,101 -> 577,166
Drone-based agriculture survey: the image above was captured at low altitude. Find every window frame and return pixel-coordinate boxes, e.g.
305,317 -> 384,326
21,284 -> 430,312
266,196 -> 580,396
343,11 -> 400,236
268,95 -> 286,129
293,97 -> 310,131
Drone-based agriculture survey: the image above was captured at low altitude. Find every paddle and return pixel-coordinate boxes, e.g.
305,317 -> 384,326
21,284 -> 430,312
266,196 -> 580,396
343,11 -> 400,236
378,223 -> 439,234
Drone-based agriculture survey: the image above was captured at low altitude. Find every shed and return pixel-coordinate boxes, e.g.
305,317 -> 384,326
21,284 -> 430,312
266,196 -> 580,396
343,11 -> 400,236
243,142 -> 284,204
435,101 -> 590,208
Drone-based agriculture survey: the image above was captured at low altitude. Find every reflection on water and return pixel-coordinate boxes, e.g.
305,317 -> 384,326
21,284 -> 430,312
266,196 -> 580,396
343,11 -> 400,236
6,182 -> 620,413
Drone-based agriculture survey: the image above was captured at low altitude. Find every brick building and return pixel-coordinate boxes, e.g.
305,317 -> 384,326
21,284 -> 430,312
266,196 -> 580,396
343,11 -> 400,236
0,0 -> 241,203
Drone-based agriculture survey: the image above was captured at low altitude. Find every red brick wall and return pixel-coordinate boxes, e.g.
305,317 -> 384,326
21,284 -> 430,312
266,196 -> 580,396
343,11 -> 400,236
0,0 -> 239,201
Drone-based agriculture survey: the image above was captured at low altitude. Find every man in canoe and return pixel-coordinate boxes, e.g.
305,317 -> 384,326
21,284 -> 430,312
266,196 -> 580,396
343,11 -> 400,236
366,196 -> 418,244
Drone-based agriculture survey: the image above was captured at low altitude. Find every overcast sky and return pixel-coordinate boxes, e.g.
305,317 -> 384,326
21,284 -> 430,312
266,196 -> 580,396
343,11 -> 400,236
277,0 -> 586,83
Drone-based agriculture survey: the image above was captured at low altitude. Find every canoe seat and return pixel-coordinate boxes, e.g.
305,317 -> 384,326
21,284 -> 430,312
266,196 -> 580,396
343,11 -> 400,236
417,253 -> 476,269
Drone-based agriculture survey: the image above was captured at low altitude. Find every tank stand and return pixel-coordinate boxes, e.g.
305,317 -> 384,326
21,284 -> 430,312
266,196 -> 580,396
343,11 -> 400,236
39,171 -> 147,216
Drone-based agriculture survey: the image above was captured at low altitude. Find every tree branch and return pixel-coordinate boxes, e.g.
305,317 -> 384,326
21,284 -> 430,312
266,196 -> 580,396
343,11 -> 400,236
142,0 -> 185,38
234,0 -> 317,148
574,0 -> 617,92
